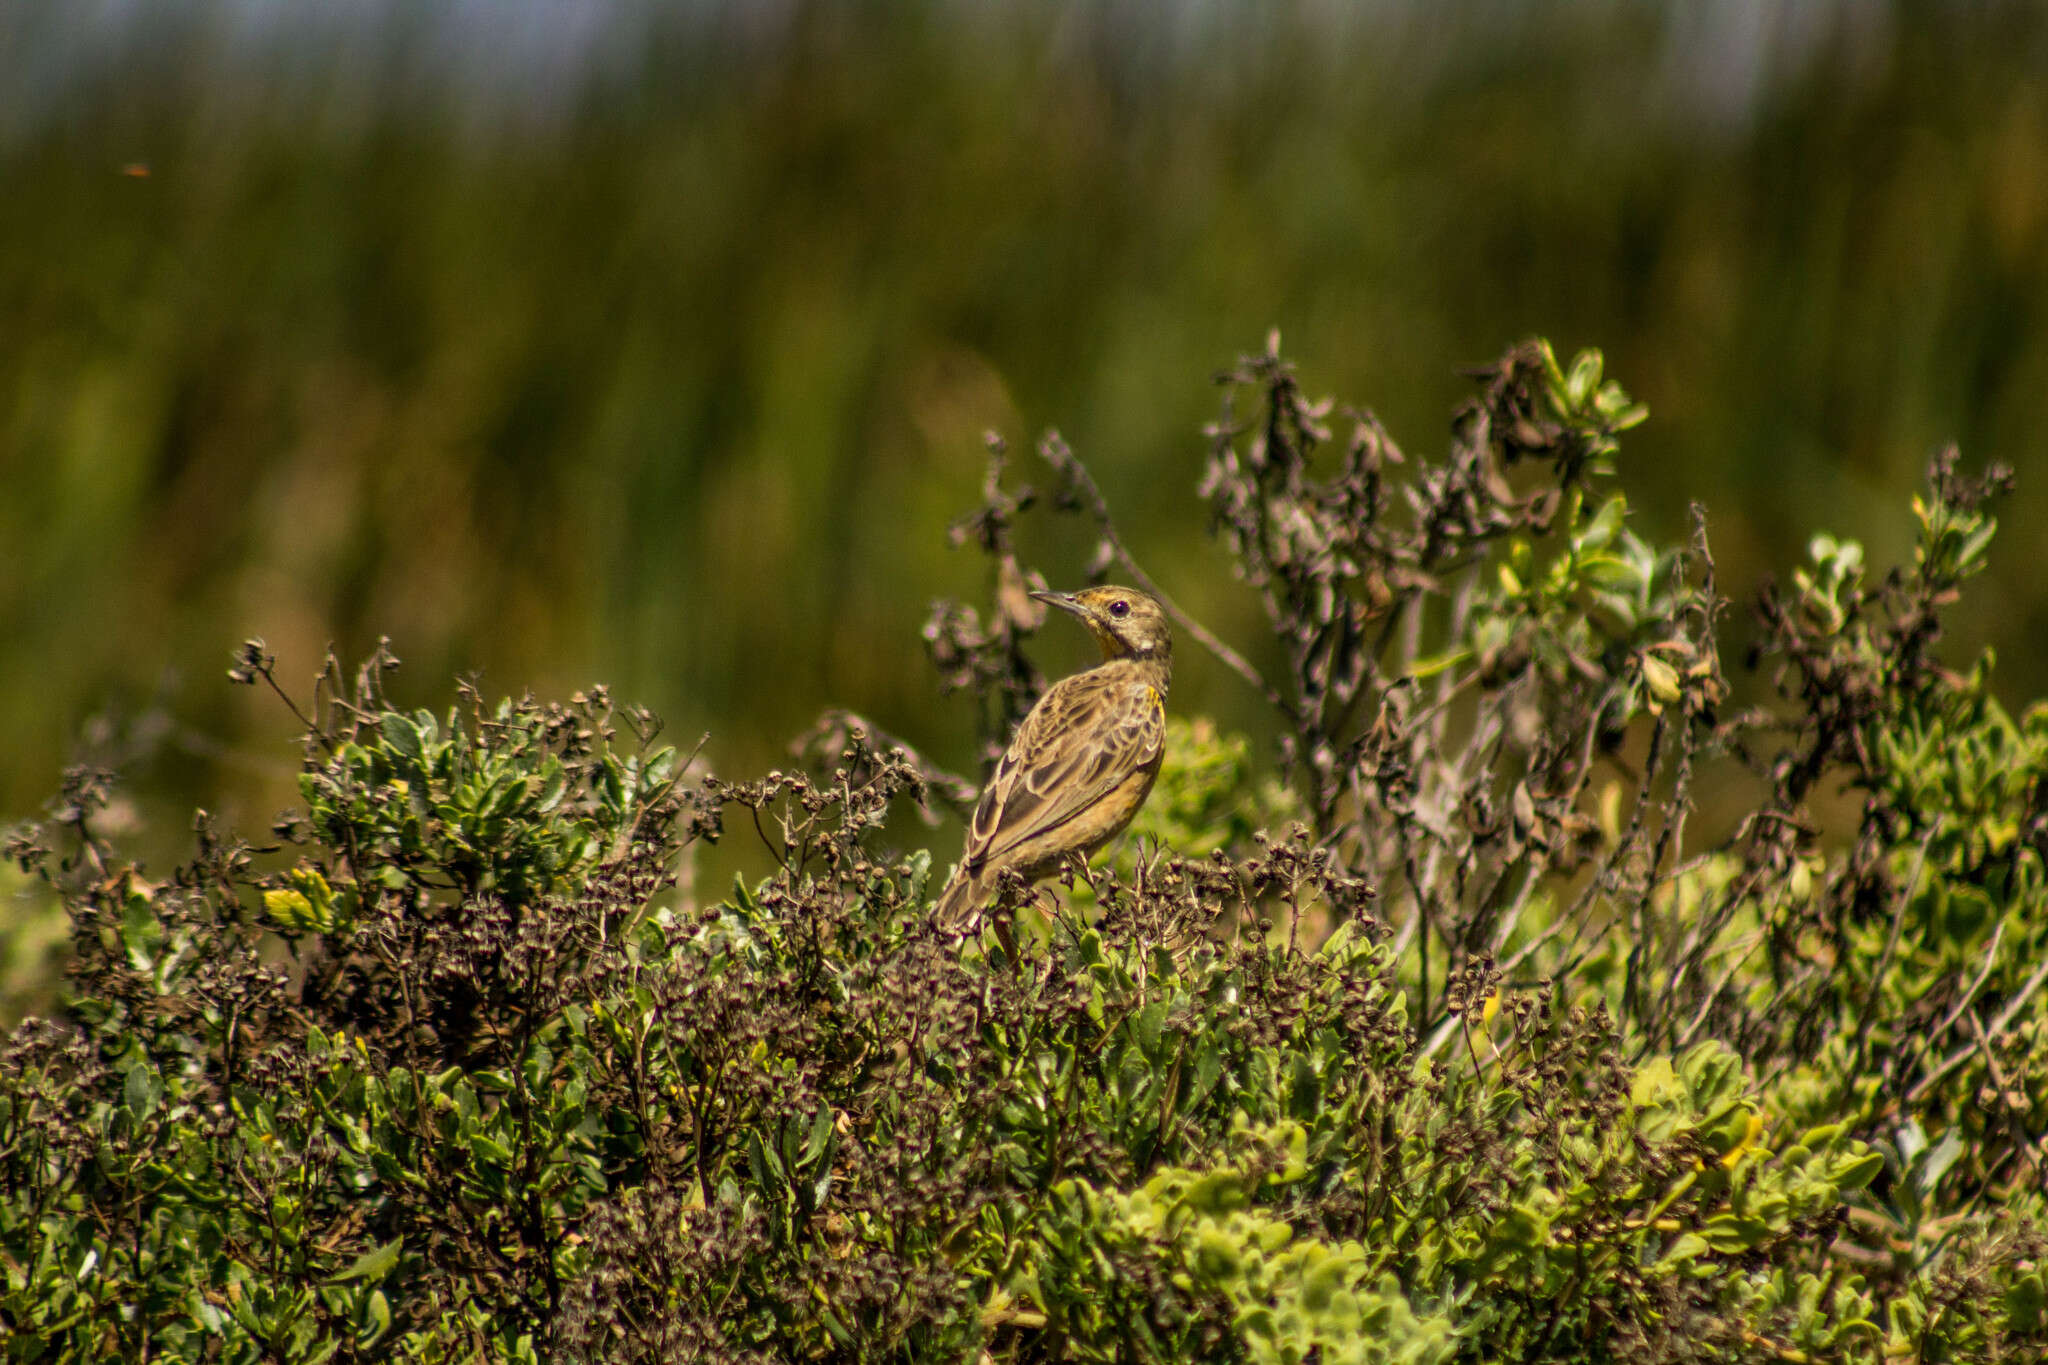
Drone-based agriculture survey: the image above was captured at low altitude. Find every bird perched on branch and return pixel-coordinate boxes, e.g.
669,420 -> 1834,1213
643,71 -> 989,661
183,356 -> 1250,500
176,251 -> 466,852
935,585 -> 1172,941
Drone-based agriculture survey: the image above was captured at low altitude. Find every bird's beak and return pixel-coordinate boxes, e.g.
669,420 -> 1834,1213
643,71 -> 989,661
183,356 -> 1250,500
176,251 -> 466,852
1029,589 -> 1088,620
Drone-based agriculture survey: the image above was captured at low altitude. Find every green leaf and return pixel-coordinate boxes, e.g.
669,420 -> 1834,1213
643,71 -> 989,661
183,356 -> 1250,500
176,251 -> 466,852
799,1108 -> 835,1168
1833,1151 -> 1884,1192
123,1061 -> 163,1121
1658,1233 -> 1709,1266
1133,1000 -> 1168,1059
1565,348 -> 1604,408
358,1288 -> 392,1345
1700,1212 -> 1771,1253
263,887 -> 318,931
380,712 -> 424,764
521,1042 -> 553,1092
329,1237 -> 403,1285
120,892 -> 163,972
1406,648 -> 1472,680
1630,1055 -> 1683,1109
1640,653 -> 1680,708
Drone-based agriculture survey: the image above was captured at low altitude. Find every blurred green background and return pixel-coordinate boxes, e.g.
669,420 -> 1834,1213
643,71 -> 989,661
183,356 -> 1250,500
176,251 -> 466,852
4,0 -> 2047,887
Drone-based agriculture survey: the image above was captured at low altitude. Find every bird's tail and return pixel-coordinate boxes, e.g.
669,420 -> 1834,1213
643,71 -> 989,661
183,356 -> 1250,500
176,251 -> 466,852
932,865 -> 987,933
933,865 -> 1022,960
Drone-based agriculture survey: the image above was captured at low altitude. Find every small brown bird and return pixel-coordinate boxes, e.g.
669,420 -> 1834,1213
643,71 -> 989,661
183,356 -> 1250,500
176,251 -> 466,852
935,585 -> 1172,937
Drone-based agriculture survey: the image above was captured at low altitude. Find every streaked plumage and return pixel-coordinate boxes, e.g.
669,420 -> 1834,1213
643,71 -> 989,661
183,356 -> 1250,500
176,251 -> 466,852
935,585 -> 1172,937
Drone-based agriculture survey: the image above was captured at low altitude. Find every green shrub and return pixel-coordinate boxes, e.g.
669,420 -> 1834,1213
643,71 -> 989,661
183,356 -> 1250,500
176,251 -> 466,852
4,338 -> 2042,1361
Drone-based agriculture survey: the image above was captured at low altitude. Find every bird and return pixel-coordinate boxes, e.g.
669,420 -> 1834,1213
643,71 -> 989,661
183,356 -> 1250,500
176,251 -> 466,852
935,585 -> 1172,942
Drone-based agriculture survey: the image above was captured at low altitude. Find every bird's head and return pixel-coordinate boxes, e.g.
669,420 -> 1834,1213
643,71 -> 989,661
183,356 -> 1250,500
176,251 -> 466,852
1032,585 -> 1172,662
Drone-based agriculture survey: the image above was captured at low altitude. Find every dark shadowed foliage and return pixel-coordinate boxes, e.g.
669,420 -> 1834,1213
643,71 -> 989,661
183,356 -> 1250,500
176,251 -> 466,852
5,2 -> 2048,904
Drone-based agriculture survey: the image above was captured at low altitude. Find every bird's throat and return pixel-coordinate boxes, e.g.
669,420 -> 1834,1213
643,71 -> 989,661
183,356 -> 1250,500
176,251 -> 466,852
1086,650 -> 1172,695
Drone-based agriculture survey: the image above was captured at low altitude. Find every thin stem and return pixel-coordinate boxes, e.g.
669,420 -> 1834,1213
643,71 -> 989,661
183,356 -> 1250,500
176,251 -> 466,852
1039,431 -> 1291,718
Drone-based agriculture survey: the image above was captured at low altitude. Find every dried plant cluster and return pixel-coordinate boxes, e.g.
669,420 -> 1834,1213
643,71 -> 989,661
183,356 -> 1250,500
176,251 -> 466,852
4,339 -> 2045,1362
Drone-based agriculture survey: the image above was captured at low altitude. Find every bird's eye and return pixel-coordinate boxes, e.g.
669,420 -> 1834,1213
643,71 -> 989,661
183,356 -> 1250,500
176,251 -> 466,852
1109,599 -> 1130,618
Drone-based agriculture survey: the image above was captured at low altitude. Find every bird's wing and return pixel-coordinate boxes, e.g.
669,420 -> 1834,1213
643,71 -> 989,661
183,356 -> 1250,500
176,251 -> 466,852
964,672 -> 1166,872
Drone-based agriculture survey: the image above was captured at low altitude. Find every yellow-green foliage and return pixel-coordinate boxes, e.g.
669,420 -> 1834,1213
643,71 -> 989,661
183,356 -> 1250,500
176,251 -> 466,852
1059,1123 -> 1460,1365
1123,718 -> 1302,860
